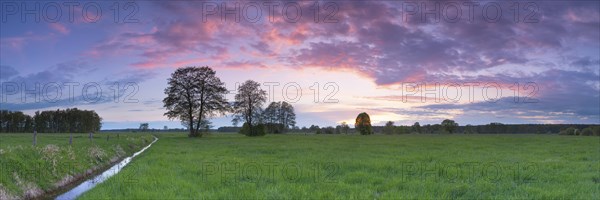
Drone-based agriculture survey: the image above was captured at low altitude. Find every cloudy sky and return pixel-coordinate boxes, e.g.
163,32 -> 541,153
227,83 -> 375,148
1,1 -> 598,129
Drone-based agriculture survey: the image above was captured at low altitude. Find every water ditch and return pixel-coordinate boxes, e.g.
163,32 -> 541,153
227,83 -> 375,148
54,136 -> 158,200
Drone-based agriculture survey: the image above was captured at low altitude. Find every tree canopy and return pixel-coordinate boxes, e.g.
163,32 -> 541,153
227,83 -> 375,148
441,119 -> 459,133
355,112 -> 373,135
263,101 -> 296,133
163,66 -> 229,137
232,80 -> 267,136
0,108 -> 101,133
139,123 -> 149,131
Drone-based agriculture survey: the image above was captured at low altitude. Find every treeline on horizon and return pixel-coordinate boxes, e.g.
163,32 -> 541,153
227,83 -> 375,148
0,109 -> 102,133
218,123 -> 600,135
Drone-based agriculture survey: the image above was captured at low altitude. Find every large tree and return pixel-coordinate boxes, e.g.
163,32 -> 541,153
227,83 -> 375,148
163,66 -> 229,137
263,101 -> 296,133
355,112 -> 373,135
232,80 -> 267,136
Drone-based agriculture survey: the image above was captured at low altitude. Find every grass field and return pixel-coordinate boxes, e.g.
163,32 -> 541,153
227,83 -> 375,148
77,133 -> 599,199
0,133 -> 154,199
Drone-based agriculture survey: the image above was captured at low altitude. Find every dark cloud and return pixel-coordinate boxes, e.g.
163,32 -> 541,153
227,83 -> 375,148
0,65 -> 19,80
417,69 -> 600,122
0,94 -> 115,111
571,57 -> 600,68
285,1 -> 599,84
6,60 -> 92,84
0,61 -> 156,111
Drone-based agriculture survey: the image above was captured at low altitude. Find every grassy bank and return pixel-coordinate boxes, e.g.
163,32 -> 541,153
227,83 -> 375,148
81,133 -> 599,199
0,133 -> 154,199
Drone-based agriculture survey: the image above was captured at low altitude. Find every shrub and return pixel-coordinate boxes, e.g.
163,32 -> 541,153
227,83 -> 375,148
581,127 -> 592,136
264,123 -> 285,134
89,146 -> 107,163
239,123 -> 266,136
581,126 -> 600,136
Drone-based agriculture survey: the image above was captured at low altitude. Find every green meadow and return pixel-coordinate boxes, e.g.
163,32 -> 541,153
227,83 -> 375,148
75,133 -> 599,199
0,133 -> 154,199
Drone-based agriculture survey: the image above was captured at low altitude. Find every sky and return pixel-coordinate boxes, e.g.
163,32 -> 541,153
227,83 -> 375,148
0,0 -> 599,129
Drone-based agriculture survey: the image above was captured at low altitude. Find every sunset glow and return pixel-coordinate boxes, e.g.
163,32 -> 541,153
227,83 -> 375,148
1,1 -> 598,129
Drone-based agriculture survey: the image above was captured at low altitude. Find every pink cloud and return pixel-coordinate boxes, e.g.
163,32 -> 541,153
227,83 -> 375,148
49,23 -> 69,34
220,60 -> 267,69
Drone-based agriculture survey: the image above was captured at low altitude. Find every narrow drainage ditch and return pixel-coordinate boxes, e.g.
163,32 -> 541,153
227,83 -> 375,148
54,136 -> 158,200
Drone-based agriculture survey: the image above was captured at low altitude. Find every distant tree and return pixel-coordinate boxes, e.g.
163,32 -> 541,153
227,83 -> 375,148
25,108 -> 101,133
464,124 -> 476,134
217,126 -> 242,133
301,126 -> 308,132
163,66 -> 229,137
164,126 -> 168,130
593,126 -> 600,136
263,101 -> 296,133
292,126 -> 300,131
559,127 -> 578,135
232,80 -> 267,136
0,110 -> 32,132
279,102 -> 296,130
335,125 -> 341,134
264,102 -> 279,125
340,122 -> 350,134
139,123 -> 149,132
411,122 -> 421,134
580,127 -> 592,136
394,125 -> 411,134
355,112 -> 373,135
309,125 -> 320,133
322,126 -> 335,134
441,119 -> 458,134
383,121 -> 395,135
486,122 -> 506,134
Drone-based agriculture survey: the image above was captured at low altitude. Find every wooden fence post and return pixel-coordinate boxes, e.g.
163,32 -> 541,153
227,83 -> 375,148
33,131 -> 37,146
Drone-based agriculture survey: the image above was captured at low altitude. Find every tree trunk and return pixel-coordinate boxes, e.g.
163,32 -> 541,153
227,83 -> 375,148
195,83 -> 206,137
189,116 -> 194,137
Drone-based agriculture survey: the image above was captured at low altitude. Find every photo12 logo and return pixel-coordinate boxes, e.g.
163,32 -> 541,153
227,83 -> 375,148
400,161 -> 539,183
399,1 -> 540,23
0,81 -> 140,104
400,82 -> 539,103
0,1 -> 140,23
227,81 -> 340,103
199,161 -> 339,184
200,1 -> 339,23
